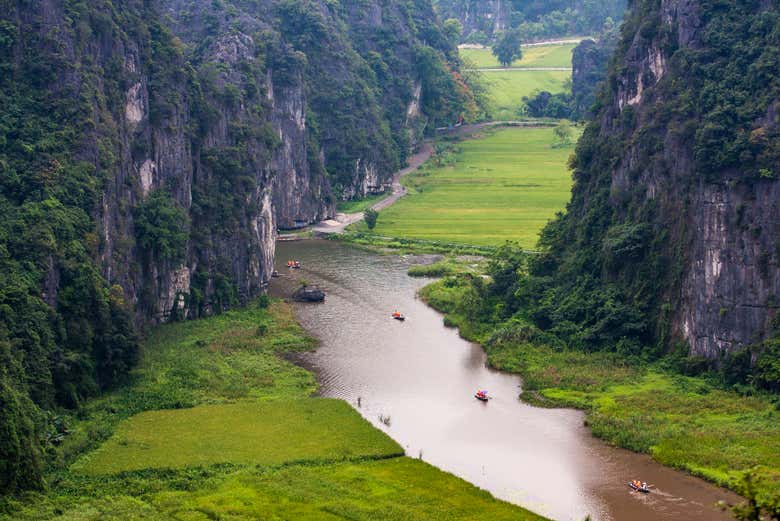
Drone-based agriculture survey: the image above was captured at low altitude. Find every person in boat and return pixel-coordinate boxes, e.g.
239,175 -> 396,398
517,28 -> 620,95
392,310 -> 401,318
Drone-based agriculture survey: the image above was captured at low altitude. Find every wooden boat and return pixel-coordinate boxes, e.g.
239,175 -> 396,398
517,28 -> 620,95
629,481 -> 650,493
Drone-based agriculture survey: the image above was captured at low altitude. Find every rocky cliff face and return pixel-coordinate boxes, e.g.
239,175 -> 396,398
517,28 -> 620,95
0,0 -> 466,491
437,0 -> 510,40
544,0 -> 780,359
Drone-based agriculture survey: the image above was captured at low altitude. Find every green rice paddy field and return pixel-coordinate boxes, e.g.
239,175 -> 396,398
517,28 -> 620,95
484,70 -> 571,120
460,44 -> 573,120
358,127 -> 576,248
1,300 -> 543,520
460,43 -> 576,69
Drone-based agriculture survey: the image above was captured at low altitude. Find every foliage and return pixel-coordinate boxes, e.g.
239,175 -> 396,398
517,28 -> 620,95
364,208 -> 379,230
0,0 -> 478,494
525,91 -> 574,119
730,468 -> 780,521
473,0 -> 780,372
0,300 -> 542,521
552,120 -> 574,147
492,30 -> 523,68
2,459 -> 544,521
134,190 -> 189,264
437,0 -> 627,43
419,272 -> 780,500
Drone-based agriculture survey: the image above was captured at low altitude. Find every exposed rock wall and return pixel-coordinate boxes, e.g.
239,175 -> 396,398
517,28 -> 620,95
563,0 -> 780,358
438,0 -> 510,40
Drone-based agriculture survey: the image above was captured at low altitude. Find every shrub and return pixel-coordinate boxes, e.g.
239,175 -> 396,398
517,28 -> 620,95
364,208 -> 379,230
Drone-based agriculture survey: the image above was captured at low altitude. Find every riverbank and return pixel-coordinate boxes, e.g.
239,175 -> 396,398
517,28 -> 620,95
0,299 -> 544,520
417,272 -> 780,505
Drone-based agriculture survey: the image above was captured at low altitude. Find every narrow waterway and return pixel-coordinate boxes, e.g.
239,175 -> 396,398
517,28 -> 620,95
272,240 -> 739,521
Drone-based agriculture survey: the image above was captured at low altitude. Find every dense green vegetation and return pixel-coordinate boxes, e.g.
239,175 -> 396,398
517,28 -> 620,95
3,459 -> 544,521
0,0 -> 162,493
491,29 -> 523,67
0,299 -> 544,520
416,255 -> 780,506
486,0 -> 780,365
436,0 -> 626,43
354,127 -> 576,247
0,0 -> 480,494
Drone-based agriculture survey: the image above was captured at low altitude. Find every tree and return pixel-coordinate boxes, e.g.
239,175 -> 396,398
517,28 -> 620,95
443,18 -> 462,45
553,120 -> 573,147
364,208 -> 379,230
134,190 -> 190,263
492,30 -> 522,68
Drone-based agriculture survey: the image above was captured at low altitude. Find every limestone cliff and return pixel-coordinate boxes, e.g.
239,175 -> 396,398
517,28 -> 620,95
0,0 -> 467,491
536,0 -> 780,359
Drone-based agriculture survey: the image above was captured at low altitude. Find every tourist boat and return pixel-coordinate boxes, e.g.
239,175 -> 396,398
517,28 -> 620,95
629,481 -> 650,493
475,390 -> 490,402
287,260 -> 301,269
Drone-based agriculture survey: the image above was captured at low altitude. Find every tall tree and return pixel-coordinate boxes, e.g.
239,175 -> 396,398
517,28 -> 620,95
492,29 -> 522,67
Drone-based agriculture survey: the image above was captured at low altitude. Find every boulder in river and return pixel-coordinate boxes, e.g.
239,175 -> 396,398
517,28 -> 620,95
292,286 -> 326,302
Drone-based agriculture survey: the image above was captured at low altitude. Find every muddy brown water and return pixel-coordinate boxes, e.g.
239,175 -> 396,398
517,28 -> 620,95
272,240 -> 740,521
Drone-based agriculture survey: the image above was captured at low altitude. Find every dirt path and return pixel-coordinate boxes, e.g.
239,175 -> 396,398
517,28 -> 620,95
312,121 -> 547,235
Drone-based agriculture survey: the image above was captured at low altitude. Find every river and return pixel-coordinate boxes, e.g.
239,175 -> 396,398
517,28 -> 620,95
272,240 -> 739,521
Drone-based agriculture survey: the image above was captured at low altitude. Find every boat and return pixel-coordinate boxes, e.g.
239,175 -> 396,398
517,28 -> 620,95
475,390 -> 490,402
287,260 -> 301,269
392,311 -> 405,321
629,481 -> 650,493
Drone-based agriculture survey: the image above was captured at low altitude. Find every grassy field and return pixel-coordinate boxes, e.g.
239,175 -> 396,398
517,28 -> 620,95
337,191 -> 388,213
460,44 -> 576,69
483,70 -> 571,120
418,277 -> 780,499
72,400 -> 403,475
459,43 -> 573,120
5,459 -> 544,521
355,127 -> 575,248
1,298 -> 544,520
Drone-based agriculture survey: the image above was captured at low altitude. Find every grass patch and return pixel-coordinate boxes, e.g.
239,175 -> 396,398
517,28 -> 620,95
482,70 -> 571,120
2,298 -> 544,520
72,400 -> 402,475
408,261 -> 457,278
54,301 -> 318,468
460,43 -> 576,69
336,192 -> 389,213
354,127 -> 575,248
5,459 -> 544,520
